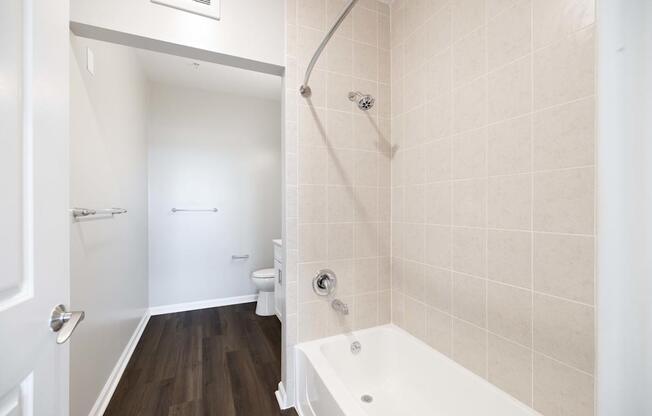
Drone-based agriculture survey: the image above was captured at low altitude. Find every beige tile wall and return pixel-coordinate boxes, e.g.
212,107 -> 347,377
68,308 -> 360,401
284,0 -> 595,414
389,0 -> 596,414
285,0 -> 392,353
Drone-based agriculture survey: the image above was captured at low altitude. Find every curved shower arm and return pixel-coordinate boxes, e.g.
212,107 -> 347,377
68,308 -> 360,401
299,0 -> 359,97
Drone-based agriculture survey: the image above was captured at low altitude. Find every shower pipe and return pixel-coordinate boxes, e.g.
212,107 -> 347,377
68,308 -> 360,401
299,0 -> 359,97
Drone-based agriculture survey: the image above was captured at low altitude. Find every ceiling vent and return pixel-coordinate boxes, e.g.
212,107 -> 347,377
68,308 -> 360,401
151,0 -> 220,20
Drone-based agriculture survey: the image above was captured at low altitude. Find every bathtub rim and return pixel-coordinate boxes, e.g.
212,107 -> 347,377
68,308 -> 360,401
295,323 -> 542,416
296,331 -> 367,416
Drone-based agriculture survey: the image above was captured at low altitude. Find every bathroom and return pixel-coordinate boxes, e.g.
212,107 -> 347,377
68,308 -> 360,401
1,0 -> 651,416
68,33 -> 285,414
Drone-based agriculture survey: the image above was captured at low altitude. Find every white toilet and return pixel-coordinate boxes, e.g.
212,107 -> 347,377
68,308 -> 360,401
251,268 -> 276,316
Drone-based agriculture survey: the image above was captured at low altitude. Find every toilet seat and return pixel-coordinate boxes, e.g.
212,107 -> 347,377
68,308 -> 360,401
252,268 -> 276,279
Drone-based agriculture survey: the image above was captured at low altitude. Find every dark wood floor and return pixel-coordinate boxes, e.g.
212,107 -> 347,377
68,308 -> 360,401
105,303 -> 298,416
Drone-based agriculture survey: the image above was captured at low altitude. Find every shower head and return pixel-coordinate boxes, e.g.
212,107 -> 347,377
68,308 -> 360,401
348,91 -> 375,111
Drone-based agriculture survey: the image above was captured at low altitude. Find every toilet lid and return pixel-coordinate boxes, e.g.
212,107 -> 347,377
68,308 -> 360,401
252,268 -> 276,279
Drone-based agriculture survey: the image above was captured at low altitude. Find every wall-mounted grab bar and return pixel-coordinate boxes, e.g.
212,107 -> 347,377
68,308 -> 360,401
71,208 -> 128,218
171,208 -> 218,213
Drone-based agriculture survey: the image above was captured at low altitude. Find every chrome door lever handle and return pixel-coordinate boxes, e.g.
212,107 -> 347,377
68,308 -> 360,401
49,304 -> 85,344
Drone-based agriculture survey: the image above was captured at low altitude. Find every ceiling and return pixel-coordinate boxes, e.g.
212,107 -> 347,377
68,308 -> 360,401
135,48 -> 282,102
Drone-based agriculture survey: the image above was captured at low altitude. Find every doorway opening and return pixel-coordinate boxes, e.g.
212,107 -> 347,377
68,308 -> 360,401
69,34 -> 288,415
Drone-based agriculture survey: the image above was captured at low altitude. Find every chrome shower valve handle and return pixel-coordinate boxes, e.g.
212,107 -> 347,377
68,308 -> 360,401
312,269 -> 337,297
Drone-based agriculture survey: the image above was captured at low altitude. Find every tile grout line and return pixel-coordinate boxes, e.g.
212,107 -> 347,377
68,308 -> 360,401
448,2 -> 455,362
483,1 -> 490,381
592,3 -> 599,410
388,0 -> 394,325
393,221 -> 596,239
529,0 -> 536,406
375,2 -> 382,329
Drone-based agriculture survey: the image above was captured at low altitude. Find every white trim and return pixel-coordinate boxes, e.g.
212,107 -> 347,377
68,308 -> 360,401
69,22 -> 284,76
89,311 -> 150,416
148,294 -> 258,316
275,381 -> 290,410
295,406 -> 307,416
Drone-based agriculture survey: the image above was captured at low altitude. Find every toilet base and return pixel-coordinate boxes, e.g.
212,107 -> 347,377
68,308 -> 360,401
256,291 -> 276,316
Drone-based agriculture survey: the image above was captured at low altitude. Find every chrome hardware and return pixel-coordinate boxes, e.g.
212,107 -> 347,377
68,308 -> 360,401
348,91 -> 375,111
299,85 -> 311,97
331,299 -> 349,315
231,254 -> 250,260
71,207 -> 127,218
312,269 -> 337,296
300,0 -> 359,97
351,341 -> 362,354
171,208 -> 218,213
49,304 -> 85,344
278,269 -> 283,284
361,394 -> 373,403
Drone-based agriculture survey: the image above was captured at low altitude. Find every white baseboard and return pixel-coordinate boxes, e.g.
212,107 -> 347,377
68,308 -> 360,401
89,311 -> 150,416
275,381 -> 290,410
148,294 -> 258,316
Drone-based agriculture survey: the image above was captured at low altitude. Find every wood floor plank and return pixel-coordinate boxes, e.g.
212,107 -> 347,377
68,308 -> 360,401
137,377 -> 174,416
105,302 -> 298,416
202,335 -> 236,416
226,350 -> 270,415
168,400 -> 203,416
170,365 -> 202,406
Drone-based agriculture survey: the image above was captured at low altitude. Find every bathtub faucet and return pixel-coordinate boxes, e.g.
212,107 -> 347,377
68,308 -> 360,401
331,299 -> 349,315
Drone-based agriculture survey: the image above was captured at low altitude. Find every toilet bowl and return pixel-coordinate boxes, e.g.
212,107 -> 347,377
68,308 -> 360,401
251,268 -> 276,316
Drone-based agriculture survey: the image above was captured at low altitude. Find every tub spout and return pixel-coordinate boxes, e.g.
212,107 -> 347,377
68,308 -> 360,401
331,299 -> 349,315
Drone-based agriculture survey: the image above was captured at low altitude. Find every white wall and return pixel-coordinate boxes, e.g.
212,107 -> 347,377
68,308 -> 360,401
148,84 -> 281,307
597,0 -> 652,414
69,35 -> 149,416
70,0 -> 284,70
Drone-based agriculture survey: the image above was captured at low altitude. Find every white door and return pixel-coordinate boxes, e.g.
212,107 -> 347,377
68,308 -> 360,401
0,0 -> 71,414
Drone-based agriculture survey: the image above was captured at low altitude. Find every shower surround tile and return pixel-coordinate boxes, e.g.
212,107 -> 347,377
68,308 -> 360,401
389,0 -> 596,414
487,281 -> 532,347
286,0 -> 392,351
487,229 -> 532,288
488,334 -> 533,405
533,353 -> 594,416
487,0 -> 532,71
533,27 -> 595,110
285,0 -> 597,414
533,232 -> 594,304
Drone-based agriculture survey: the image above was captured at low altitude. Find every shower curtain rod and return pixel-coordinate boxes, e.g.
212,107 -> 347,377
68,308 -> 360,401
299,0 -> 359,98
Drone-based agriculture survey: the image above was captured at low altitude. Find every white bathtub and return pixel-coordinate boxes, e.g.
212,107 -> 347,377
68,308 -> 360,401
296,325 -> 539,416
